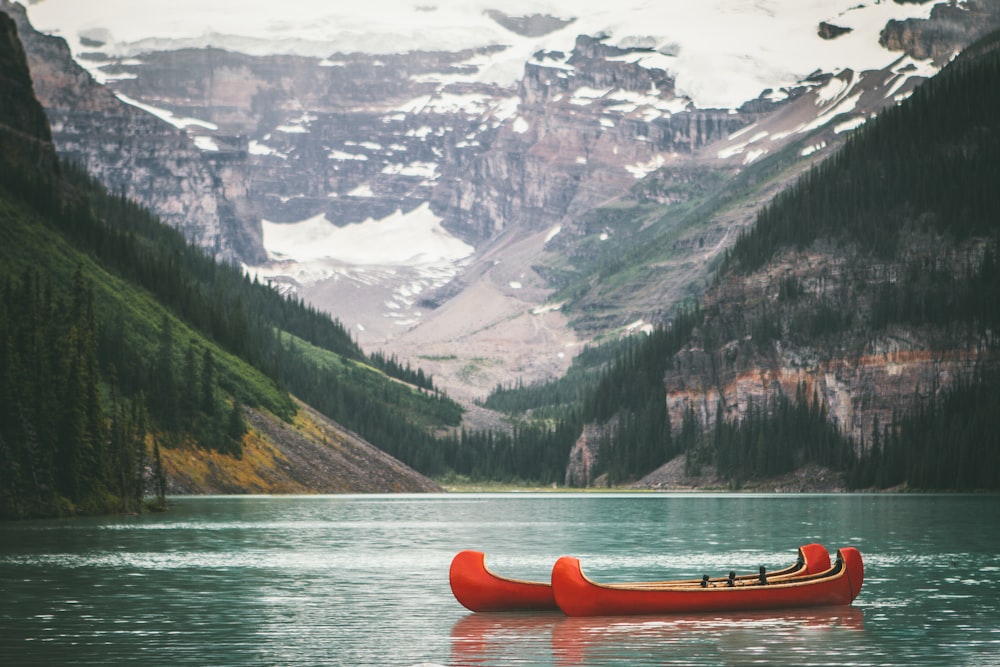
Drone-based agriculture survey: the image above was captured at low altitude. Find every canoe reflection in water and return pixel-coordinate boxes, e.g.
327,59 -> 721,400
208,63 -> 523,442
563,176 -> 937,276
450,607 -> 865,667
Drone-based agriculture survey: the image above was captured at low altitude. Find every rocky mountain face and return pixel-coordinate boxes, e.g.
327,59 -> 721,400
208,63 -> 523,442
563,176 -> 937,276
880,0 -> 1000,59
1,0 -> 259,262
7,1 -> 1000,425
436,34 -> 751,244
665,246 -> 991,448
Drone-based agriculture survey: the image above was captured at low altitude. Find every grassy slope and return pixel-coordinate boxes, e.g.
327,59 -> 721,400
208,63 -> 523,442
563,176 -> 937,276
1,180 -> 447,494
0,193 -> 291,417
546,138 -> 818,336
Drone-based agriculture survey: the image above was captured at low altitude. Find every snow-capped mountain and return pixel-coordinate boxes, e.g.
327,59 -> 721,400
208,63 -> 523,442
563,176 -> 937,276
11,0 -> 998,401
22,0 -> 939,106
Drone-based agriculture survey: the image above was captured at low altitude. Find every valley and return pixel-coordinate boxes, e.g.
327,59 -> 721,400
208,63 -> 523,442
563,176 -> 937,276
3,0 -> 1000,500
10,0 -> 981,405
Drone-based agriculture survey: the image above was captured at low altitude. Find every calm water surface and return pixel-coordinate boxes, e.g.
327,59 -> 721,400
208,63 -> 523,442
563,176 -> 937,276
1,493 -> 998,666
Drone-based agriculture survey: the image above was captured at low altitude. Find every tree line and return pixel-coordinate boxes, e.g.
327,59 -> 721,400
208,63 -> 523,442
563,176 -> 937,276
0,267 -> 167,517
728,31 -> 1000,273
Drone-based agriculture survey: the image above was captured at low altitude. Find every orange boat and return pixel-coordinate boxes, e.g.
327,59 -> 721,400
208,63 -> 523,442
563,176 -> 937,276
551,547 -> 864,617
449,544 -> 831,613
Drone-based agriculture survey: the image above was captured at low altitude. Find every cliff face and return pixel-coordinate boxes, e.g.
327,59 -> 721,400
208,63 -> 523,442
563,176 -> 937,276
438,34 -> 751,242
665,244 -> 996,447
0,10 -> 57,184
1,0 -> 259,262
880,1 -> 1000,61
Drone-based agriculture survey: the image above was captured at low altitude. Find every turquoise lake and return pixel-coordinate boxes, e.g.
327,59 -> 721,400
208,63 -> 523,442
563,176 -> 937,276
1,493 -> 998,666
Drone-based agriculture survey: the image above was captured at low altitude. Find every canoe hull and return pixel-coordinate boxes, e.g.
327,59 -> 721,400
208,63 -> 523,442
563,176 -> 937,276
449,550 -> 558,612
552,547 -> 864,617
449,543 -> 832,613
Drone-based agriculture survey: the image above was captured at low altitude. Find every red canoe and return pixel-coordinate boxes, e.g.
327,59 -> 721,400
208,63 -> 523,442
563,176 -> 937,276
449,543 -> 832,612
449,550 -> 558,612
551,547 -> 864,617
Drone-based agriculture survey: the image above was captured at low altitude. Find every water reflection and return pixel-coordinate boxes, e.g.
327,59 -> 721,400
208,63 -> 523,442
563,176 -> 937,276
451,607 -> 865,666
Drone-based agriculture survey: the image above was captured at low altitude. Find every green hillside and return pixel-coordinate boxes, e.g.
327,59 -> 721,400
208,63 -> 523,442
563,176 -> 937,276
0,161 -> 463,518
0,46 -> 462,519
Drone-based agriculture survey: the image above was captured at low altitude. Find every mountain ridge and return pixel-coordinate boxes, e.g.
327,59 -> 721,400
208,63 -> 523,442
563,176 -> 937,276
0,10 -> 445,517
11,1 -> 985,399
5,2 -> 1000,496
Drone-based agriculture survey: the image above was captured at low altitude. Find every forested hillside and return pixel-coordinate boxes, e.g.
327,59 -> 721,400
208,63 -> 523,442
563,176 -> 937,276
464,28 -> 1000,491
703,28 -> 1000,490
0,13 -> 458,517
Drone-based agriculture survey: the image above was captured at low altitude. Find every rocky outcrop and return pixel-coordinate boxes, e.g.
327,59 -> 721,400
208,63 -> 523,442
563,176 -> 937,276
818,22 -> 852,40
880,1 -> 1000,62
484,10 -> 574,37
664,244 -> 999,448
564,423 -> 604,487
439,34 -> 751,242
161,398 -> 443,494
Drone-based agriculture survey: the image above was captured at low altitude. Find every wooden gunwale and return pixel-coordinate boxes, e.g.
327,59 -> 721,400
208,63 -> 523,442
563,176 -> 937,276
613,543 -> 830,589
595,551 -> 846,592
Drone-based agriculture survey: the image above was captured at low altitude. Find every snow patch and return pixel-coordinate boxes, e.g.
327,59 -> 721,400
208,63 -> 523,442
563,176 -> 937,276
884,55 -> 939,100
249,140 -> 276,156
348,184 -> 375,197
490,97 -> 521,123
329,150 -> 368,161
405,126 -> 434,139
114,93 -> 218,130
569,86 -> 612,106
625,319 -> 653,334
800,141 -> 827,157
815,73 -> 852,105
532,302 -> 564,315
625,154 -> 667,179
193,135 -> 219,151
381,161 -> 439,179
834,116 -> 868,134
797,90 -> 863,134
259,202 -> 473,267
